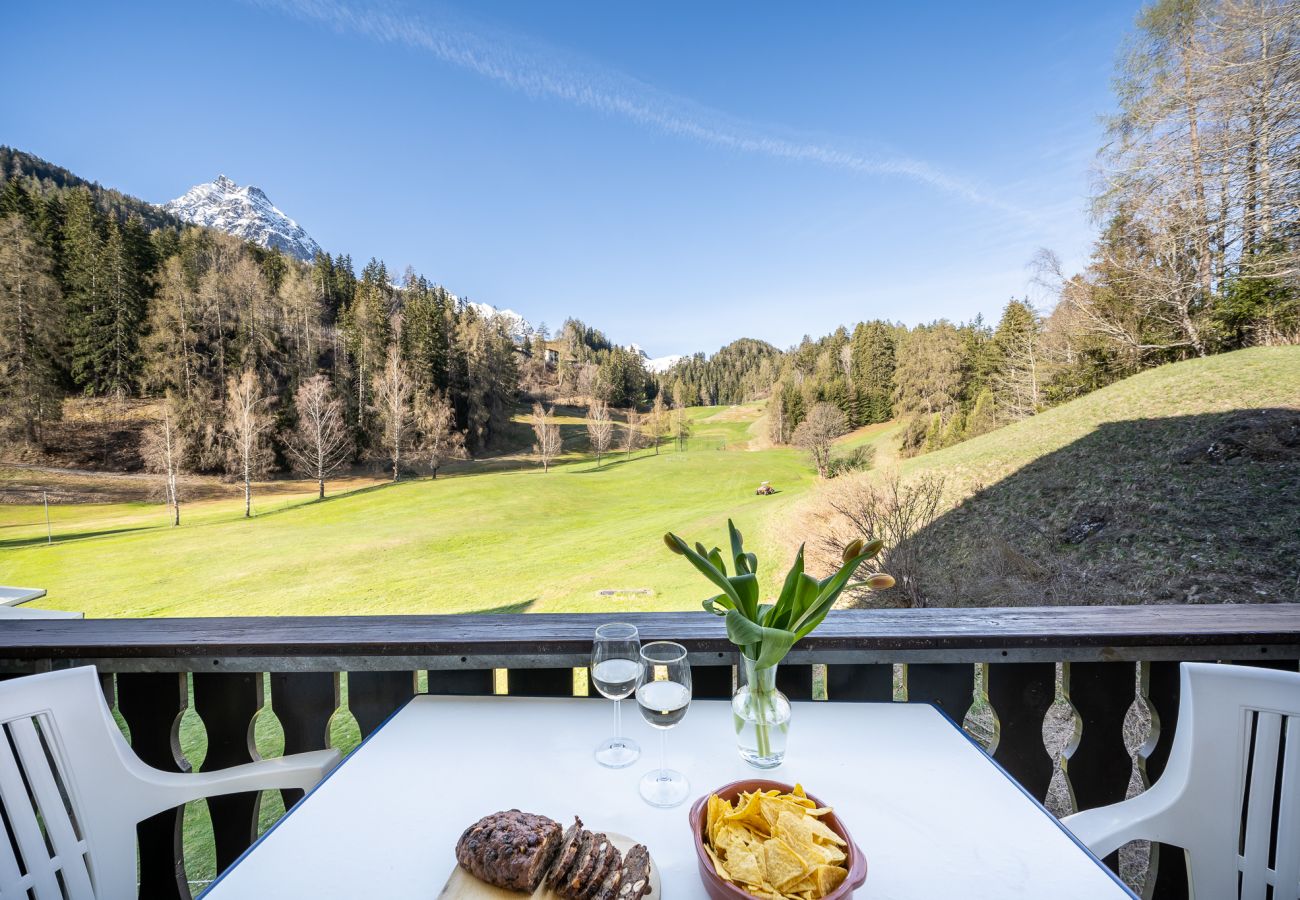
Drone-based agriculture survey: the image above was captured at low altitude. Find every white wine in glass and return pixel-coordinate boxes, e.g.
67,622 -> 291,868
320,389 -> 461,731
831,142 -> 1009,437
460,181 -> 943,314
635,641 -> 692,807
591,623 -> 642,768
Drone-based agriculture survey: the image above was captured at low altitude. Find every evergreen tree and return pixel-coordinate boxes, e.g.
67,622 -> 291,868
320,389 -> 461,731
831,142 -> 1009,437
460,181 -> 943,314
992,299 -> 1043,420
62,187 -> 106,392
0,215 -> 63,442
849,320 -> 896,425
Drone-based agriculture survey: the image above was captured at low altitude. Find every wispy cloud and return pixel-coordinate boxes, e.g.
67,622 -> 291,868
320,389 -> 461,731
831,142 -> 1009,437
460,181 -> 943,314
253,0 -> 1033,218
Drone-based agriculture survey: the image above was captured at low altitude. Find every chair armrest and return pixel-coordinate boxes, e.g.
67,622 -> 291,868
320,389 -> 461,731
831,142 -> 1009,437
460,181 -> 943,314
137,749 -> 342,817
1062,789 -> 1170,859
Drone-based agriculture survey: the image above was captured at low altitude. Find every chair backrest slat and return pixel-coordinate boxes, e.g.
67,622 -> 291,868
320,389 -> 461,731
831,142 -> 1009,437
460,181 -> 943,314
9,715 -> 96,898
1273,716 -> 1300,900
0,794 -> 35,898
0,717 -> 67,899
1240,710 -> 1284,899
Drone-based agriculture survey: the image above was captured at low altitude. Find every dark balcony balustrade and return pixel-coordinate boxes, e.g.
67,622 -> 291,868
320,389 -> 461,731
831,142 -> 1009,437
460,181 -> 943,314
2,605 -> 1298,899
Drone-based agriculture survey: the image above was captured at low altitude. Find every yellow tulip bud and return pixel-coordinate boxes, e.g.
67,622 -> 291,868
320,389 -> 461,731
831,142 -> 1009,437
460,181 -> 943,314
841,538 -> 865,563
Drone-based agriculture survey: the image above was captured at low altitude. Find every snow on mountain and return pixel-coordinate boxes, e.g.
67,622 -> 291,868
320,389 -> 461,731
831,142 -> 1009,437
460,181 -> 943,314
625,343 -> 683,373
162,175 -> 322,262
646,354 -> 684,373
464,300 -> 532,343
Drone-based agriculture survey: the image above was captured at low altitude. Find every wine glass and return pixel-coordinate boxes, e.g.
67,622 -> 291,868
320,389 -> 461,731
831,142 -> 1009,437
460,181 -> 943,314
591,623 -> 642,768
635,641 -> 692,808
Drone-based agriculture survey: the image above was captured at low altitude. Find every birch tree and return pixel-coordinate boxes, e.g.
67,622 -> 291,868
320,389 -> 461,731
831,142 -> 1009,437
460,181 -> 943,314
623,409 -> 642,458
224,368 -> 274,518
531,403 -> 562,472
373,344 -> 414,482
418,390 -> 464,479
586,398 -> 613,466
141,398 -> 187,526
287,375 -> 352,499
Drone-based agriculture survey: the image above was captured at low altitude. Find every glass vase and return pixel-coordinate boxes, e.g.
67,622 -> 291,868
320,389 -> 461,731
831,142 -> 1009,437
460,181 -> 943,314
732,655 -> 791,768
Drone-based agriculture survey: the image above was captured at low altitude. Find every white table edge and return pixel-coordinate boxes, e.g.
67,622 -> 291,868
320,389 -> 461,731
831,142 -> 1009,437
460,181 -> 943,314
925,703 -> 1137,899
198,696 -> 1138,899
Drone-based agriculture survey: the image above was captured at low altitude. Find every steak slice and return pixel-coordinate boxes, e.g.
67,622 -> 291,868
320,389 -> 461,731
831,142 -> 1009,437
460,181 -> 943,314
454,809 -> 562,893
616,844 -> 652,900
561,831 -> 602,898
545,819 -> 585,890
578,839 -> 620,900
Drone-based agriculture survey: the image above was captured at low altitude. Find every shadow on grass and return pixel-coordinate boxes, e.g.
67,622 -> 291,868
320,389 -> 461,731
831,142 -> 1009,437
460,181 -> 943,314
459,599 -> 537,615
899,408 -> 1300,607
571,454 -> 651,474
0,525 -> 152,549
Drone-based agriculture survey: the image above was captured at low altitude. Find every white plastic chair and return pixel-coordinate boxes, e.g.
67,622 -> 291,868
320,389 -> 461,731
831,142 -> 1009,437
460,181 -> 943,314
1063,662 -> 1300,900
0,666 -> 340,899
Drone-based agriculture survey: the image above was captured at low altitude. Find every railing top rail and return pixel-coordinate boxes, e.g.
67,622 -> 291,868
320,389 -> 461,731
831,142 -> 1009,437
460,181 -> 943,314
2,606 -> 1299,662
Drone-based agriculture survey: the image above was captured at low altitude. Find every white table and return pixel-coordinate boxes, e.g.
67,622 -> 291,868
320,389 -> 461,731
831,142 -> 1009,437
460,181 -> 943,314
0,587 -> 46,607
202,696 -> 1134,899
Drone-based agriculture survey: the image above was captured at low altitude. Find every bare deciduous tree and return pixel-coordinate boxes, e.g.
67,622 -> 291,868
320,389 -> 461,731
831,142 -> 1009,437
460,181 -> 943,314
224,368 -> 274,518
141,398 -> 187,526
418,390 -> 465,478
793,402 -> 848,477
373,345 -> 414,482
809,470 -> 947,609
287,374 -> 352,499
623,409 -> 642,458
586,398 -> 613,466
531,402 -> 562,472
645,394 -> 670,455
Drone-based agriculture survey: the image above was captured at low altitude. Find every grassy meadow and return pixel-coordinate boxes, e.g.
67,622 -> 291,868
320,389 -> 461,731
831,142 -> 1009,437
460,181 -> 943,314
1,404 -> 829,617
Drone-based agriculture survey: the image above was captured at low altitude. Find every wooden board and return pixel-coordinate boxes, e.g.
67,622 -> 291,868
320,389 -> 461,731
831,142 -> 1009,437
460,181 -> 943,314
440,833 -> 660,900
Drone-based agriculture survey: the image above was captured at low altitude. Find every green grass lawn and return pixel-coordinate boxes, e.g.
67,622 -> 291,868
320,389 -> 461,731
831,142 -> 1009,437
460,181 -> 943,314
2,405 -> 815,617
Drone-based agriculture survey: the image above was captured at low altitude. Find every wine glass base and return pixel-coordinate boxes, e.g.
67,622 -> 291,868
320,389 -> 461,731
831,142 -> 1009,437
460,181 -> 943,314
594,737 -> 641,768
639,768 -> 689,808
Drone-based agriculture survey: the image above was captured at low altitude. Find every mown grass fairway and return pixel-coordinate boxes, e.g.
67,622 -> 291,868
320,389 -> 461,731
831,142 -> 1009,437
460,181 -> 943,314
1,405 -> 816,617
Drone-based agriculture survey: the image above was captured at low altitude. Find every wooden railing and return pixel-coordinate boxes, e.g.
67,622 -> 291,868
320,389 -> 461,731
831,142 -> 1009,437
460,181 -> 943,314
2,605 -> 1299,899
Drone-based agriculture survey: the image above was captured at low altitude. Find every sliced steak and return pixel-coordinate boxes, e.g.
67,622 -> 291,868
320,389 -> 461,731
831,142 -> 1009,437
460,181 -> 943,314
577,837 -> 618,900
561,831 -> 602,898
545,818 -> 585,890
616,844 -> 652,900
454,809 -> 562,893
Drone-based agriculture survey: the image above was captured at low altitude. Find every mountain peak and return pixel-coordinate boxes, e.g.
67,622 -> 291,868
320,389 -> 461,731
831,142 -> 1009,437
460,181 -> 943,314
161,175 -> 322,261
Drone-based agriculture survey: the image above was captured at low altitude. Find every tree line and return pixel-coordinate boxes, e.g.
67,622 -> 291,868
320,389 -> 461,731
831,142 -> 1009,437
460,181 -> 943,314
657,0 -> 1297,459
0,164 -> 526,517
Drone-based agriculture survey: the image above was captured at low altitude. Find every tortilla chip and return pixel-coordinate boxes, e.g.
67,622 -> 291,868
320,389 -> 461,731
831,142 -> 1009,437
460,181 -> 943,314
762,838 -> 810,890
726,848 -> 766,887
802,815 -> 848,847
704,843 -> 731,880
813,866 -> 848,895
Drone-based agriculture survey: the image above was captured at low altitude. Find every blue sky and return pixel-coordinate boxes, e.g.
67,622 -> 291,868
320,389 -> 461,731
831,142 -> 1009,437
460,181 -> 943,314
4,0 -> 1136,358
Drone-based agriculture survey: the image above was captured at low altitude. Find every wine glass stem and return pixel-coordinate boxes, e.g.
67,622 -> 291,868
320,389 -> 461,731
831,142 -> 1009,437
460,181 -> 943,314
660,728 -> 667,775
613,697 -> 621,741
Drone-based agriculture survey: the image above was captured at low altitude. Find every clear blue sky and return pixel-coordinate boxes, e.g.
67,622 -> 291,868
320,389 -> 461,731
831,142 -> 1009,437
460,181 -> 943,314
4,0 -> 1138,358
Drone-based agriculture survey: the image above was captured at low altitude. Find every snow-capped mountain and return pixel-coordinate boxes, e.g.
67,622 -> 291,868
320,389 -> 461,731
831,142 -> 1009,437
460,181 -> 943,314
626,344 -> 684,374
162,175 -> 321,262
463,300 -> 532,343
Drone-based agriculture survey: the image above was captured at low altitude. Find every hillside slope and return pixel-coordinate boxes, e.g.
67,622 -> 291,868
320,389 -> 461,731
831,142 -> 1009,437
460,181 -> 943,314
817,347 -> 1300,606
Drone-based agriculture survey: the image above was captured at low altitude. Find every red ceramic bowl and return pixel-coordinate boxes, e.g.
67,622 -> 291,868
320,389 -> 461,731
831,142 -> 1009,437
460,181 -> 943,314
688,779 -> 868,900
